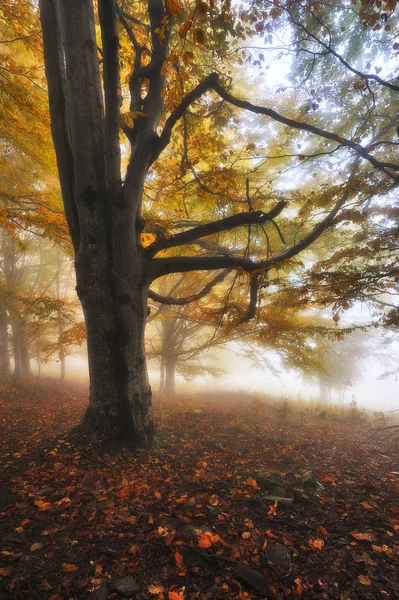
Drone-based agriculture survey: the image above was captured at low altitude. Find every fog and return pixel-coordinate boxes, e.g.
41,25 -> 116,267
40,339 -> 399,413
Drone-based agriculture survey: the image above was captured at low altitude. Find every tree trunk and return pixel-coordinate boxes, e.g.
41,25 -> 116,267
11,317 -> 22,377
163,355 -> 177,395
39,0 -> 163,446
78,251 -> 153,446
11,316 -> 31,377
0,301 -> 10,378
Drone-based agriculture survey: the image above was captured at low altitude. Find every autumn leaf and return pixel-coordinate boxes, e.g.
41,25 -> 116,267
169,591 -> 185,600
174,551 -> 184,569
197,534 -> 212,548
372,545 -> 389,553
148,583 -> 164,594
358,574 -> 372,585
361,501 -> 374,509
319,526 -> 328,536
241,532 -> 251,539
30,542 -> 43,552
0,566 -> 13,578
62,563 -> 79,572
309,538 -> 324,550
245,476 -> 259,488
351,532 -> 375,542
34,500 -> 52,511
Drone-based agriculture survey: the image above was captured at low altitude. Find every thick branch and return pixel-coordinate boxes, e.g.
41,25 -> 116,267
148,255 -> 257,282
99,0 -> 122,190
148,270 -> 229,305
148,160 -> 361,284
39,0 -> 80,251
146,200 -> 287,257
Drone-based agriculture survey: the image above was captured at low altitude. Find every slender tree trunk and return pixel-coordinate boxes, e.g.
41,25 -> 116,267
0,301 -> 10,378
163,355 -> 177,395
19,319 -> 31,376
11,317 -> 22,377
56,247 -> 66,380
159,356 -> 165,393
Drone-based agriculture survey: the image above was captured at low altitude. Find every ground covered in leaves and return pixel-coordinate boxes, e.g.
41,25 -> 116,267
0,380 -> 398,600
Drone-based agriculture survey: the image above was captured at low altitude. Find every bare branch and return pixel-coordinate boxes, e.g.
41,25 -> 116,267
146,200 -> 287,257
152,72 -> 399,178
148,270 -> 229,305
39,0 -> 80,251
287,8 -> 399,92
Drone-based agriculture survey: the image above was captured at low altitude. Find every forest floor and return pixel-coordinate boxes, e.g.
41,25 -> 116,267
0,379 -> 398,600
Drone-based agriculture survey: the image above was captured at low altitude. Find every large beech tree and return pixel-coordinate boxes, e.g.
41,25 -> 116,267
38,0 -> 399,446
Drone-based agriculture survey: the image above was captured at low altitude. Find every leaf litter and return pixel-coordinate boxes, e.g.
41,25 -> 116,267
0,380 -> 398,599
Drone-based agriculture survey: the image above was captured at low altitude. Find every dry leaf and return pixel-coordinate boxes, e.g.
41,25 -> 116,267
319,526 -> 328,536
197,534 -> 211,548
174,551 -> 184,568
168,592 -> 184,600
242,532 -> 251,539
148,583 -> 164,594
62,563 -> 79,572
358,574 -> 372,585
372,544 -> 389,553
361,501 -> 373,509
351,532 -> 375,541
30,542 -> 43,552
309,539 -> 324,550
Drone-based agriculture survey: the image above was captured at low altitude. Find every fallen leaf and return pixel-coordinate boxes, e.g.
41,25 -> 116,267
361,501 -> 373,510
372,544 -> 389,553
0,566 -> 12,577
351,532 -> 375,541
242,532 -> 251,539
358,574 -> 372,585
30,543 -> 43,552
62,563 -> 79,572
174,551 -> 184,569
168,592 -> 184,600
309,538 -> 324,550
154,491 -> 161,499
319,526 -> 328,536
148,583 -> 164,594
197,534 -> 211,548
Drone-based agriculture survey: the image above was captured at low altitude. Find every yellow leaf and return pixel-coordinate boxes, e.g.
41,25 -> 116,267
358,574 -> 371,585
372,544 -> 389,553
30,543 -> 43,552
241,532 -> 251,540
